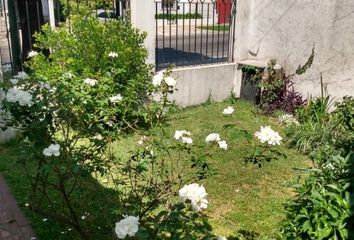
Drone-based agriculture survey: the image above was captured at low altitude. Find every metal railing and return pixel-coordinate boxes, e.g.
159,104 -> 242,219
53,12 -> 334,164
155,0 -> 236,70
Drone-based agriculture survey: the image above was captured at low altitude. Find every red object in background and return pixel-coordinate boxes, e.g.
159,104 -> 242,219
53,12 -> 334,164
216,0 -> 232,24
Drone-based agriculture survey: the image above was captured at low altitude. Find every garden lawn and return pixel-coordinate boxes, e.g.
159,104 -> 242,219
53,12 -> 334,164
0,100 -> 310,239
164,100 -> 311,238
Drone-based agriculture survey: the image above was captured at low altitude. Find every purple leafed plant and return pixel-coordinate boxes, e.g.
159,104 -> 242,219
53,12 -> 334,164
263,87 -> 306,114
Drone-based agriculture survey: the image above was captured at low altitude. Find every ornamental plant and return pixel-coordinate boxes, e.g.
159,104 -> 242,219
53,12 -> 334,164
205,133 -> 228,150
244,126 -> 286,167
0,7 -> 218,239
108,124 -> 216,239
242,48 -> 315,115
257,60 -> 305,114
279,154 -> 353,239
279,93 -> 354,239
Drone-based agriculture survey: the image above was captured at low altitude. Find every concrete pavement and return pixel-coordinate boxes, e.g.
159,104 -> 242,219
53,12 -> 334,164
0,176 -> 36,240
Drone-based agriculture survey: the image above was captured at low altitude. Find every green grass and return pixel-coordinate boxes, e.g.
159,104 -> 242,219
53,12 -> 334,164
0,144 -> 118,239
0,100 -> 310,239
164,100 -> 310,237
197,24 -> 230,31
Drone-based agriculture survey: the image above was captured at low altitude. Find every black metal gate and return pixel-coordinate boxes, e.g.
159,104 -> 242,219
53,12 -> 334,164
0,0 -> 128,75
155,0 -> 237,70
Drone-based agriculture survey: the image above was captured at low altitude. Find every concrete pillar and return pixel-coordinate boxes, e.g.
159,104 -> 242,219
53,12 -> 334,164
233,0 -> 252,97
48,0 -> 56,29
233,0 -> 251,62
130,0 -> 155,65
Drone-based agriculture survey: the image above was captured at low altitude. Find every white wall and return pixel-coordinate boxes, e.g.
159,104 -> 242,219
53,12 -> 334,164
130,0 -> 156,64
234,0 -> 354,100
169,63 -> 236,107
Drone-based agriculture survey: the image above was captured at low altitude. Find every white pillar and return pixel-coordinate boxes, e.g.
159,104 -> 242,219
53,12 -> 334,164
48,0 -> 56,29
233,0 -> 252,97
130,0 -> 156,65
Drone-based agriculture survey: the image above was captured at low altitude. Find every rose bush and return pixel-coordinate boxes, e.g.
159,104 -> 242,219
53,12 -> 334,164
0,7 -> 218,239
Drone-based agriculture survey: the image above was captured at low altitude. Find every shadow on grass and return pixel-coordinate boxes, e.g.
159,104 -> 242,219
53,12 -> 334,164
0,140 -> 124,240
0,141 -> 219,239
0,141 -> 119,239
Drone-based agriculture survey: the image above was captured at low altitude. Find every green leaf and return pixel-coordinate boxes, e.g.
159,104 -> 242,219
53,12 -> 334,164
318,227 -> 332,239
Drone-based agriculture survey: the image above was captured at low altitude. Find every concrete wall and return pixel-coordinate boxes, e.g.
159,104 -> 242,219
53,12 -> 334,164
234,0 -> 354,100
169,63 -> 237,107
130,0 -> 156,64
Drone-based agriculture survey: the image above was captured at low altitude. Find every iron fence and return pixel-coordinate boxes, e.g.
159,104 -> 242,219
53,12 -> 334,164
0,0 -> 236,74
0,0 -> 128,74
155,0 -> 236,70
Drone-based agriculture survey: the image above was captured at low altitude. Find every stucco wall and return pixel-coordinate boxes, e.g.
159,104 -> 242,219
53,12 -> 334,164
169,63 -> 237,107
235,0 -> 354,100
130,0 -> 156,64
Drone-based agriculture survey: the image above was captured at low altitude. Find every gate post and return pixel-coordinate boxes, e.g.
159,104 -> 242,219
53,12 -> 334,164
130,0 -> 155,65
48,0 -> 56,28
7,0 -> 21,73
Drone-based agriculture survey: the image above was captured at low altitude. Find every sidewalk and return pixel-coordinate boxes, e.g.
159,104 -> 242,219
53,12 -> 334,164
0,176 -> 36,240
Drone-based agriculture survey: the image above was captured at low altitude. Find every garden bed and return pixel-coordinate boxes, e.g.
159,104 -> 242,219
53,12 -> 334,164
0,100 -> 311,239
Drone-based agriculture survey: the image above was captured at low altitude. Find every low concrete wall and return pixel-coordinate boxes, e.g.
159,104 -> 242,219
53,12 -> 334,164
169,63 -> 237,107
235,0 -> 354,101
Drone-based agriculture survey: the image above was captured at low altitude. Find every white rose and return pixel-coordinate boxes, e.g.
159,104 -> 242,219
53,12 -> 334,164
179,183 -> 208,212
218,140 -> 228,150
43,144 -> 61,157
152,71 -> 164,87
28,50 -> 38,58
115,216 -> 139,239
205,133 -> 221,143
164,76 -> 176,87
222,106 -> 234,115
110,94 -> 122,103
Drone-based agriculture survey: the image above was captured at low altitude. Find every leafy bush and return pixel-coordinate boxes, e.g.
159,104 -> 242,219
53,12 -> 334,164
242,60 -> 306,115
265,86 -> 305,115
288,95 -> 353,155
331,96 -> 354,154
332,96 -> 354,131
285,121 -> 335,154
0,7 -> 218,239
280,94 -> 354,239
245,48 -> 314,114
258,60 -> 306,114
279,154 -> 353,240
295,77 -> 334,124
92,0 -> 114,9
31,12 -> 152,127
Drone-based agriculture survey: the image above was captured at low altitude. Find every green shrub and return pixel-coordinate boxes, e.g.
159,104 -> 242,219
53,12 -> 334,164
279,154 -> 353,240
1,7 -> 216,239
288,96 -> 354,155
295,79 -> 334,124
280,95 -> 354,239
285,121 -> 335,154
29,8 -> 155,132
